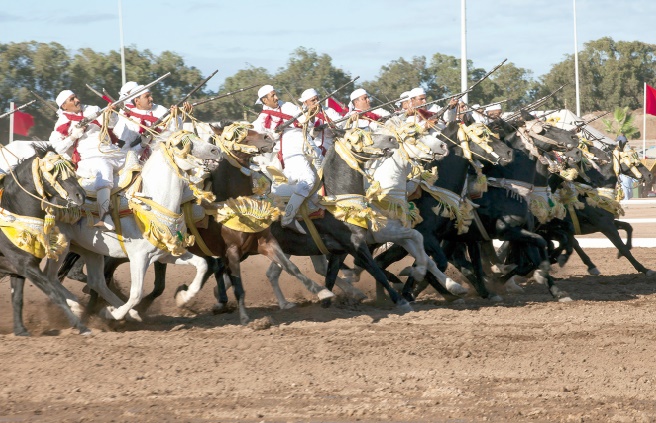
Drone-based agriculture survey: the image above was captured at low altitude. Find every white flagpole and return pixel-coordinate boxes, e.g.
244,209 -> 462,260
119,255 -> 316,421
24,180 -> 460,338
9,101 -> 14,143
460,0 -> 468,104
573,0 -> 581,116
644,82 -> 647,159
118,0 -> 126,86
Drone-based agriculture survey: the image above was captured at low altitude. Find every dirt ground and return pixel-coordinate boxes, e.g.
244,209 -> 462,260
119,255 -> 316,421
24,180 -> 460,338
2,248 -> 656,422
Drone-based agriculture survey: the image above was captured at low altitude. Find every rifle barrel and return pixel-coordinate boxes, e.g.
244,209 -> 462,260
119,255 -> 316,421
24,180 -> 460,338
0,100 -> 36,119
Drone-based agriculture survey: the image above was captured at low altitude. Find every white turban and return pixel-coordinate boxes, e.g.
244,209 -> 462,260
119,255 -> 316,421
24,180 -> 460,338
348,88 -> 368,109
298,88 -> 319,103
256,85 -> 275,105
119,81 -> 138,98
485,103 -> 502,112
395,91 -> 411,107
131,85 -> 150,98
408,87 -> 426,98
56,90 -> 75,108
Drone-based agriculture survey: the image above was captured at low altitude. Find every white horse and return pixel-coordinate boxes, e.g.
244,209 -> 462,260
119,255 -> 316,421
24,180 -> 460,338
45,131 -> 220,321
263,122 -> 468,302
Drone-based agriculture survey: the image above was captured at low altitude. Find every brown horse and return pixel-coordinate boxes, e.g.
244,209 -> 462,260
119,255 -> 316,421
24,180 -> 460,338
168,122 -> 336,324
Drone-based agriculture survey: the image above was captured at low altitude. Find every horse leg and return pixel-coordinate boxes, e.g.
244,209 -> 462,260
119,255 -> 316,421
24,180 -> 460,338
350,232 -> 412,312
321,253 -> 348,308
571,238 -> 600,275
136,261 -> 168,313
212,259 -> 232,314
25,263 -> 90,335
262,260 -> 293,309
466,241 -> 500,301
311,254 -> 367,301
167,252 -> 211,307
258,236 -> 335,304
614,220 -> 633,256
64,252 -> 133,320
225,247 -> 249,325
10,276 -> 29,336
600,226 -> 653,275
389,227 -> 468,296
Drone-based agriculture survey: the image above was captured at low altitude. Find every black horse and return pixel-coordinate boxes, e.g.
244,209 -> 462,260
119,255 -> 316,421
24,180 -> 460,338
548,144 -> 654,275
441,114 -> 581,301
361,121 -> 514,302
1,146 -> 87,335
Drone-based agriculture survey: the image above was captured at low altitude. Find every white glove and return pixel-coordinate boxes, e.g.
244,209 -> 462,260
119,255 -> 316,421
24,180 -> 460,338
69,125 -> 85,140
139,134 -> 151,147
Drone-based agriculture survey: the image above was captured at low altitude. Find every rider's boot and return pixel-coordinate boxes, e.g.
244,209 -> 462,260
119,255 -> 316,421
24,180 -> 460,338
93,187 -> 115,232
281,193 -> 307,235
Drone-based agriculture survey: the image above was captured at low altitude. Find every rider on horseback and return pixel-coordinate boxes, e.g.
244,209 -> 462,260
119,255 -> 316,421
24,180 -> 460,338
49,90 -> 124,232
252,85 -> 321,234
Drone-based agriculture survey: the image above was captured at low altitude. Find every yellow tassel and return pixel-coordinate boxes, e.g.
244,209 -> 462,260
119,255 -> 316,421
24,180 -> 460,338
43,207 -> 55,235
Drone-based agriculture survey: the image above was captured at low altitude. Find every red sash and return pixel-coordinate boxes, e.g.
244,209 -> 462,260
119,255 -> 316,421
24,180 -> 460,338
55,112 -> 100,167
416,108 -> 435,120
260,109 -> 299,168
125,104 -> 160,134
353,109 -> 382,122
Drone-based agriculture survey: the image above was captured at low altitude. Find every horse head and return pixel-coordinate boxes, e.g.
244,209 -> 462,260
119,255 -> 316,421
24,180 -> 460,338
442,122 -> 513,166
31,145 -> 86,208
340,126 -> 399,160
211,121 -> 274,158
615,147 -> 654,185
519,113 -> 579,151
166,130 -> 220,161
384,119 -> 448,161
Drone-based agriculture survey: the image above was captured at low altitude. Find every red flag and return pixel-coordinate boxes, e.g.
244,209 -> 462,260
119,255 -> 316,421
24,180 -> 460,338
13,110 -> 35,136
326,97 -> 347,116
646,84 -> 656,116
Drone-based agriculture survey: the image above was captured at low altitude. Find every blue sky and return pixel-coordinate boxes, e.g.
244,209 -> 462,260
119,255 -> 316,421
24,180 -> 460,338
2,0 -> 656,91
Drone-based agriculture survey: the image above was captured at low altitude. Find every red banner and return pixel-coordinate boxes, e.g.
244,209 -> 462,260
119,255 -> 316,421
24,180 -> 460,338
13,110 -> 34,136
326,97 -> 347,116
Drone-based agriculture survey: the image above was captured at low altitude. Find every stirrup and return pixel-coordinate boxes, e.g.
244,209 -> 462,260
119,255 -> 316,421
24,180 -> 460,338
94,213 -> 116,232
282,219 -> 306,235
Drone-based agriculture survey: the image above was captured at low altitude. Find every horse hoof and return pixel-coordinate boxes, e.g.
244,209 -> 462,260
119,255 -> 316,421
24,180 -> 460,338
557,254 -> 569,268
448,298 -> 466,304
533,270 -> 548,285
587,267 -> 601,276
396,299 -> 413,313
79,327 -> 93,336
14,330 -> 30,337
446,278 -> 468,296
558,296 -> 574,303
320,298 -> 332,308
99,306 -> 117,321
317,289 -> 335,301
175,290 -> 191,308
127,309 -> 143,323
489,295 -> 504,303
212,303 -> 230,315
504,277 -> 525,293
645,269 -> 656,277
280,302 -> 297,310
402,292 -> 416,303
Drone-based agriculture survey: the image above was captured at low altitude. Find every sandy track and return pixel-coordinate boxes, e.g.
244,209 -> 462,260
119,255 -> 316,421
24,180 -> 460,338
1,248 -> 656,422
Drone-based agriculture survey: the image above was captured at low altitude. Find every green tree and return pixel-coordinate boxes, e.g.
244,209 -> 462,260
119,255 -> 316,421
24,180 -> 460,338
362,56 -> 427,106
602,106 -> 640,139
541,37 -> 656,113
273,47 -> 352,106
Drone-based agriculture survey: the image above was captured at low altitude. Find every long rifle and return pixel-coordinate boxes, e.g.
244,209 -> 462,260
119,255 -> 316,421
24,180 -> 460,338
0,100 -> 36,119
79,72 -> 172,128
325,94 -> 408,128
192,83 -> 260,107
129,69 -> 218,147
430,58 -> 507,121
30,90 -> 59,114
504,84 -> 566,122
275,76 -> 360,133
86,84 -> 114,104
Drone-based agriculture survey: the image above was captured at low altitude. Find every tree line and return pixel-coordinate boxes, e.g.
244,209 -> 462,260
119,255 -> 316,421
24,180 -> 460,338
1,37 -> 655,143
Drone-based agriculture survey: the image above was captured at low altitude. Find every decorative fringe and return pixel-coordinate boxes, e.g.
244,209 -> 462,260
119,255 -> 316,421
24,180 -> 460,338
212,196 -> 281,233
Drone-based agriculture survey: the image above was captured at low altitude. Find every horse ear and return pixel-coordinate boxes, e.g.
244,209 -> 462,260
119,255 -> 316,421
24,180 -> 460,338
210,124 -> 223,136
